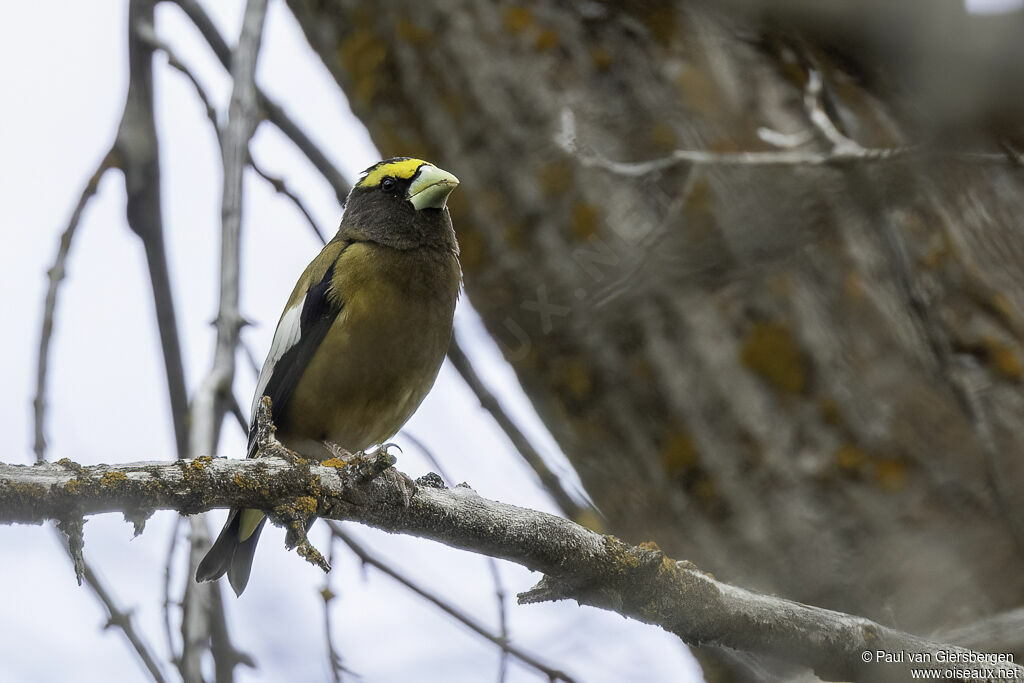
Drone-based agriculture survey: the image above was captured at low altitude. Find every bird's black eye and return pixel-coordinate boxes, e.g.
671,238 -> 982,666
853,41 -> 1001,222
380,176 -> 396,193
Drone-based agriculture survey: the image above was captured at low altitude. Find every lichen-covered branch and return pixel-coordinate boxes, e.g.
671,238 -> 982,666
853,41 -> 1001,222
0,443 -> 1014,683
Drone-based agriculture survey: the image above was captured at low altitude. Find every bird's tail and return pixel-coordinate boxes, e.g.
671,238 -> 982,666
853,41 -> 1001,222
195,509 -> 267,596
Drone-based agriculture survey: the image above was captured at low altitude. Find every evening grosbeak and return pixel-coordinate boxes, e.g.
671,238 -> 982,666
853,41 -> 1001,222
196,158 -> 461,595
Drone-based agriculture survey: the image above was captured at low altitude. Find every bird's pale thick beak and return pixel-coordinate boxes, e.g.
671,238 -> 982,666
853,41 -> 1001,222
408,165 -> 459,210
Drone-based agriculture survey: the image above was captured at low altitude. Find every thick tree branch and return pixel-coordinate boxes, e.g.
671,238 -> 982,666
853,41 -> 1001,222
330,522 -> 573,682
1,440 -> 1015,683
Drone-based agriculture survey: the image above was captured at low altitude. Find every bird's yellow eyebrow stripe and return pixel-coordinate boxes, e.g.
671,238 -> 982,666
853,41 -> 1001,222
357,158 -> 430,188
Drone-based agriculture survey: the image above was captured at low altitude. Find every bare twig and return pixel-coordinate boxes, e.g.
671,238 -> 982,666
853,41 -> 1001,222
400,433 -> 521,683
180,2 -> 268,681
320,536 -> 348,682
556,108 -> 1011,176
329,523 -> 574,683
249,161 -> 328,244
168,0 -> 351,203
78,551 -> 169,683
117,0 -> 190,460
486,555 -> 510,683
138,23 -> 328,247
162,517 -> 182,670
29,6 -> 174,679
2,452 -> 1016,683
33,149 -> 117,464
446,338 -> 586,520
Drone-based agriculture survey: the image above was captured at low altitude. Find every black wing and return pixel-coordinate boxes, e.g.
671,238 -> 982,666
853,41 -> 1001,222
247,257 -> 344,458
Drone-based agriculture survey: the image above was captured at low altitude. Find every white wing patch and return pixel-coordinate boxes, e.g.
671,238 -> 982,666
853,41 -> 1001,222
251,296 -> 305,421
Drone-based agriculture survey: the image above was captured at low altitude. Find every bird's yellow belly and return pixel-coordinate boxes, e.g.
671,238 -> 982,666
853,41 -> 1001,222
280,247 -> 457,457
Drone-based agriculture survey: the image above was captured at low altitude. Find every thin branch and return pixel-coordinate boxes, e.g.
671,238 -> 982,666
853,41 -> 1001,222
168,0 -> 351,203
117,0 -> 190,460
446,338 -> 587,520
30,13 -> 170,678
137,23 -> 328,247
33,149 -> 117,464
180,2 -> 268,681
320,536 -> 349,682
249,161 -> 328,244
398,433 -> 539,683
77,546 -> 170,683
486,553 -> 510,683
556,108 -> 1012,176
329,523 -> 573,683
162,517 -> 182,672
2,445 -> 1017,683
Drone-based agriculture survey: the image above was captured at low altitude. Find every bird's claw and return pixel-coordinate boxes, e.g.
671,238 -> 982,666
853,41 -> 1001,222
322,441 -> 354,461
381,468 -> 416,508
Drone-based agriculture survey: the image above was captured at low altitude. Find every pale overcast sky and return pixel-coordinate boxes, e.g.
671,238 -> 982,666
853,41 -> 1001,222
0,2 -> 699,682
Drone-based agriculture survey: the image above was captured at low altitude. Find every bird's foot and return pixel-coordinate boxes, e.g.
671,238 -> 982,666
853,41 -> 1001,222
322,441 -> 354,462
364,441 -> 403,457
380,467 -> 416,508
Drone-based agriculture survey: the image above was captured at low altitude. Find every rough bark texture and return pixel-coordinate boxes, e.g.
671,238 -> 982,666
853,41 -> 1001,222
285,0 -> 1024,670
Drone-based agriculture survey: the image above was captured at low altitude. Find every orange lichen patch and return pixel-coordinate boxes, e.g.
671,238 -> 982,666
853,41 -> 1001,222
981,336 -> 1022,379
920,245 -> 950,270
684,176 -> 713,216
835,443 -> 866,472
874,458 -> 909,492
570,202 -> 599,241
190,456 -> 213,471
503,6 -> 532,33
990,292 -> 1016,323
818,397 -> 843,426
629,355 -> 655,380
638,540 -> 663,553
503,221 -> 526,249
534,29 -> 559,51
740,322 -> 807,395
294,496 -> 318,517
844,270 -> 866,301
660,430 -> 699,477
766,274 -> 793,297
395,18 -> 431,45
590,46 -> 614,71
99,472 -> 128,488
674,66 -> 721,117
537,159 -> 575,197
321,458 -> 347,469
554,359 -> 593,399
644,5 -> 676,45
64,479 -> 84,495
337,31 -> 389,105
693,475 -> 718,504
649,122 -> 677,150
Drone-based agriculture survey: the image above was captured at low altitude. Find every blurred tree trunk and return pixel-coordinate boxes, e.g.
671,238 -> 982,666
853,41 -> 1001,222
288,0 -> 1024,676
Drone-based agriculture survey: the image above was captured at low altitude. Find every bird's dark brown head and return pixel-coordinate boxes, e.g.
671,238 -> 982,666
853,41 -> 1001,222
339,157 -> 459,253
